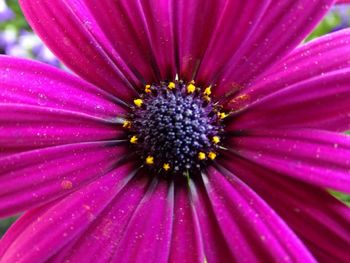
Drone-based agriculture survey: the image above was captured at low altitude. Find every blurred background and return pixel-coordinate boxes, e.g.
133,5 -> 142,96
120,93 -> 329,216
1,0 -> 350,237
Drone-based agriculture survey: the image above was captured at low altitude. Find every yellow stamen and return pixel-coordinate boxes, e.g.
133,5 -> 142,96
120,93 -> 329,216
203,95 -> 211,102
122,120 -> 131,129
203,86 -> 212,96
134,99 -> 143,107
163,163 -> 170,171
208,152 -> 217,160
212,136 -> 220,144
187,82 -> 196,94
218,112 -> 228,119
145,84 -> 151,93
198,152 -> 206,160
168,82 -> 176,89
146,156 -> 154,165
130,136 -> 138,144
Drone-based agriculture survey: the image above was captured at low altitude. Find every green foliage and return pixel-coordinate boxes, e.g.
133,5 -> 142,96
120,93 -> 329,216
0,217 -> 17,237
331,191 -> 350,207
0,0 -> 29,31
306,10 -> 342,41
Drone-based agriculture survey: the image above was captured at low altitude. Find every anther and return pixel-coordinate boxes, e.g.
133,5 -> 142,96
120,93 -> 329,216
163,163 -> 170,171
146,156 -> 154,165
168,82 -> 176,89
203,86 -> 212,96
218,112 -> 228,119
130,136 -> 138,144
212,136 -> 220,144
123,120 -> 132,129
198,152 -> 206,160
134,99 -> 143,107
208,152 -> 217,160
203,95 -> 211,102
187,81 -> 196,94
145,84 -> 151,93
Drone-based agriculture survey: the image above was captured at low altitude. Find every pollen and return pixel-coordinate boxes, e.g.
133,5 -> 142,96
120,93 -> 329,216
61,180 -> 73,190
134,99 -> 143,107
208,152 -> 217,160
218,112 -> 228,119
212,136 -> 220,144
203,86 -> 212,96
168,82 -> 176,89
145,84 -> 151,93
123,120 -> 132,129
146,156 -> 154,165
203,95 -> 211,102
187,81 -> 196,93
198,152 -> 206,160
130,135 -> 138,144
163,163 -> 170,171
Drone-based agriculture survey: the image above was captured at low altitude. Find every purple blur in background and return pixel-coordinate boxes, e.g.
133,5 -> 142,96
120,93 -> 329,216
0,0 -> 60,66
0,0 -> 14,22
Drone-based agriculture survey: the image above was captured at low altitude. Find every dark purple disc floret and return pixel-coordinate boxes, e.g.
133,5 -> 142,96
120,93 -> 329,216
129,81 -> 223,174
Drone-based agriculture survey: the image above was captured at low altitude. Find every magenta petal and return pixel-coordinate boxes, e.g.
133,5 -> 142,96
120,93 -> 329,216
244,29 -> 350,108
220,156 -> 350,262
0,141 -> 128,217
174,0 -> 268,82
0,56 -> 125,154
213,0 -> 334,97
194,0 -> 269,84
230,30 -> 350,132
110,179 -> 174,263
192,168 -> 316,262
19,0 -> 139,101
47,174 -> 150,263
0,104 -> 123,154
168,185 -> 205,263
0,56 -> 124,117
0,165 -> 135,262
228,129 -> 350,193
83,0 -> 177,82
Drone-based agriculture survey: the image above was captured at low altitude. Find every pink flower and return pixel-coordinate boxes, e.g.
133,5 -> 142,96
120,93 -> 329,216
1,0 -> 350,262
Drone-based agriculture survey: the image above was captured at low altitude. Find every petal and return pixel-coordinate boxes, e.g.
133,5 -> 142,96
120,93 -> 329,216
48,171 -> 150,263
227,129 -> 350,193
19,0 -> 139,101
0,141 -> 128,217
212,0 -> 334,98
187,179 -> 235,263
219,156 -> 350,262
110,178 -> 174,263
83,0 -> 177,82
0,57 -> 125,153
191,168 -> 316,262
0,56 -> 124,117
0,104 -> 122,154
229,30 -> 350,131
168,183 -> 205,263
0,165 -> 136,262
175,0 -> 269,82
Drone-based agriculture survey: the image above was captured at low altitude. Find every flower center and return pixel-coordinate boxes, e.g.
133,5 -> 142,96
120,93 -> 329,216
124,80 -> 226,176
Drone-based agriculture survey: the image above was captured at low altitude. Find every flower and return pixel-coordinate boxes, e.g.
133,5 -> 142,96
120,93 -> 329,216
0,25 -> 17,54
331,5 -> 350,31
1,0 -> 350,262
0,0 -> 14,22
0,27 -> 61,66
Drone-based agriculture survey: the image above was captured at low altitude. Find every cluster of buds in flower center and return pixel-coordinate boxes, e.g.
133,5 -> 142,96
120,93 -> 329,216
122,80 -> 226,176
